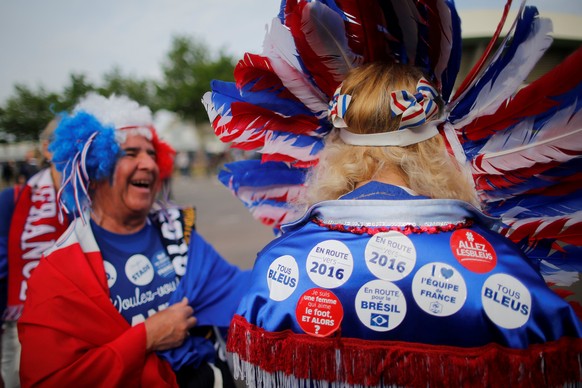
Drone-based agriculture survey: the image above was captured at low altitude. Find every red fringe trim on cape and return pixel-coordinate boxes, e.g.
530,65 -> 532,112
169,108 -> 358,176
228,314 -> 582,387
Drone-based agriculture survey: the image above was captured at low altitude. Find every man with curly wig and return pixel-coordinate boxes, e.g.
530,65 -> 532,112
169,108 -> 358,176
18,94 -> 248,387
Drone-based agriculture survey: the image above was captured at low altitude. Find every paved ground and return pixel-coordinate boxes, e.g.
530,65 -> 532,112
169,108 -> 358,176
170,174 -> 276,270
170,175 -> 274,386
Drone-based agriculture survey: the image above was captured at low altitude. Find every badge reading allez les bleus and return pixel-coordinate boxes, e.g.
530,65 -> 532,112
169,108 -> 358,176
450,229 -> 497,273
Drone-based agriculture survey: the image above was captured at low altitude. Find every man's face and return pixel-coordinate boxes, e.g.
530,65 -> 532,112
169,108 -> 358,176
92,134 -> 161,222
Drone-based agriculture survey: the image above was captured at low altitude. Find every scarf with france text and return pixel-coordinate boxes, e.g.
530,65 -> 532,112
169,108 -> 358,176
5,169 -> 68,321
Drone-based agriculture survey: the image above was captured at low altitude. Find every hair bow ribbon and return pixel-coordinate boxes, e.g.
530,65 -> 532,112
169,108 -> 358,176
390,77 -> 439,129
328,86 -> 351,129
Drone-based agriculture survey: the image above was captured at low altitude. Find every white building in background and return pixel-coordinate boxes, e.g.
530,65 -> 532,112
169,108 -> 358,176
154,110 -> 200,153
153,110 -> 228,176
0,141 -> 38,163
457,10 -> 582,86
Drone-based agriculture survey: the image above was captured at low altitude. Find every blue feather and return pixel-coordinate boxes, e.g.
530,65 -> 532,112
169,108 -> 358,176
448,6 -> 541,125
219,160 -> 307,191
480,158 -> 582,200
239,81 -> 314,117
486,189 -> 582,219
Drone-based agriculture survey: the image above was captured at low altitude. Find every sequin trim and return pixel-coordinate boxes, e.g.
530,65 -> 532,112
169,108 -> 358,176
312,218 -> 473,235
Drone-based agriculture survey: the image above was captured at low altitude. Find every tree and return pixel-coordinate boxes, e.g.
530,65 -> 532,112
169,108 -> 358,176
0,34 -> 236,143
157,35 -> 236,126
60,73 -> 97,111
0,85 -> 62,142
98,67 -> 160,111
0,73 -> 99,142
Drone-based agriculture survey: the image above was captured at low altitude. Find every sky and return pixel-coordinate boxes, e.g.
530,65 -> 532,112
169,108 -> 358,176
1,0 -> 581,104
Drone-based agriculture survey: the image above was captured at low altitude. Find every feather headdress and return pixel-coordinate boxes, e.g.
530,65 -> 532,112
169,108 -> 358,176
203,0 -> 462,229
204,0 -> 582,282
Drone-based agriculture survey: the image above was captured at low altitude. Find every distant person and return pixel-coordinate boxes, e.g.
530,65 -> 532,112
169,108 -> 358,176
0,118 -> 67,388
175,151 -> 191,176
18,94 -> 249,387
1,162 -> 15,188
16,151 -> 39,185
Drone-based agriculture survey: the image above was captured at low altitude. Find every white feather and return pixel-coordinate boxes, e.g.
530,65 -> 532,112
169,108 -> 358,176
262,18 -> 329,116
260,132 -> 321,163
251,204 -> 303,227
473,103 -> 582,175
201,92 -> 219,123
452,16 -> 553,129
539,260 -> 579,286
504,211 -> 582,240
236,185 -> 305,203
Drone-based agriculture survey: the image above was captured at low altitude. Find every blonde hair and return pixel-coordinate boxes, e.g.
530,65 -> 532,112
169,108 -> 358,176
301,62 -> 477,207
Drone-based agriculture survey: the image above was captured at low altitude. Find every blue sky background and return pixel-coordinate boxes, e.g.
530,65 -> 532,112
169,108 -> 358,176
1,0 -> 580,103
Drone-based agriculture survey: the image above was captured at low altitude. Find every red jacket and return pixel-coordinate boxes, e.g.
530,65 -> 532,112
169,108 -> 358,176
18,219 -> 177,387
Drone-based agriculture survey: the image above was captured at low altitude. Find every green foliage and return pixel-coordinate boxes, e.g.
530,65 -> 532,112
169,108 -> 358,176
0,85 -> 63,142
61,73 -> 97,109
98,67 -> 161,111
0,35 -> 236,143
157,35 -> 236,125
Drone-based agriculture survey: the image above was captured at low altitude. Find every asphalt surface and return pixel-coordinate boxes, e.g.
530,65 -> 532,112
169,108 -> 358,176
170,174 -> 276,270
171,175 -> 276,386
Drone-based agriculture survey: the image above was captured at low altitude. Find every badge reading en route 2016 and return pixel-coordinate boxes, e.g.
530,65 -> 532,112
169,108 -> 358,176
295,288 -> 343,337
450,229 -> 497,273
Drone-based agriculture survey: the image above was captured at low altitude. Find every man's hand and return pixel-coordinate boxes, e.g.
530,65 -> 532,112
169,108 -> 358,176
144,297 -> 197,352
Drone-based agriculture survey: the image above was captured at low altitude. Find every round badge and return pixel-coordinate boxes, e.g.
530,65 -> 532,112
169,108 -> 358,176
103,260 -> 117,288
267,255 -> 299,301
296,288 -> 343,337
412,262 -> 467,317
450,229 -> 497,273
306,240 -> 353,288
125,254 -> 155,286
152,251 -> 176,278
354,280 -> 407,332
482,273 -> 531,329
365,231 -> 416,281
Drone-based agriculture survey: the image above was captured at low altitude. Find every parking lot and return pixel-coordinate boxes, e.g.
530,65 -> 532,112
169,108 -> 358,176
170,175 -> 276,270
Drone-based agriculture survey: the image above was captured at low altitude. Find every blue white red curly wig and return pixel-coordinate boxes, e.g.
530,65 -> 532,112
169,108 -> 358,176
49,93 -> 175,222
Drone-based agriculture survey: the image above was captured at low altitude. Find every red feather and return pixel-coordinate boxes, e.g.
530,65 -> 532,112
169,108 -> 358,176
230,102 -> 320,135
215,101 -> 321,152
332,0 -> 391,62
504,216 -> 582,247
474,159 -> 562,191
474,154 -> 582,194
260,153 -> 318,168
421,0 -> 456,90
424,0 -> 444,89
285,1 -> 358,98
461,47 -> 582,142
235,53 -> 275,90
450,0 -> 514,104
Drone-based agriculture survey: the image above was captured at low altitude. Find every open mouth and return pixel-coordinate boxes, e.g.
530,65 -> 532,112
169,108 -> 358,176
131,179 -> 152,189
